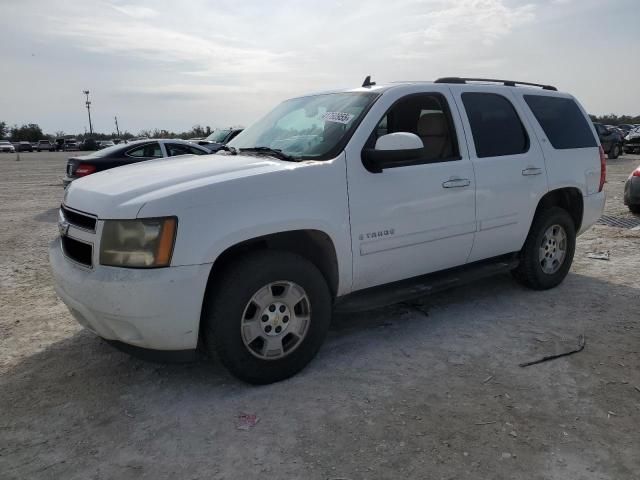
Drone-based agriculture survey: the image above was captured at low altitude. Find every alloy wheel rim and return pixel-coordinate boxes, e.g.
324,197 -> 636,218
240,281 -> 311,360
539,224 -> 567,274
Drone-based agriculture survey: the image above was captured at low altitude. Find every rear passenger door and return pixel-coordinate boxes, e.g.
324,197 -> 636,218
452,88 -> 548,262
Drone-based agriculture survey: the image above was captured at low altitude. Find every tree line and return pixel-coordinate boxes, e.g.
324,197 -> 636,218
0,122 -> 218,142
589,114 -> 640,126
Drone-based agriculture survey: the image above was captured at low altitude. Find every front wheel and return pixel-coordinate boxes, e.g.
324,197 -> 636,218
629,204 -> 640,214
608,144 -> 620,159
203,251 -> 332,384
512,207 -> 576,290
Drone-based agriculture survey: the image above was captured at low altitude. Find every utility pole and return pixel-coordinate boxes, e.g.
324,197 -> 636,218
83,90 -> 93,135
114,116 -> 120,137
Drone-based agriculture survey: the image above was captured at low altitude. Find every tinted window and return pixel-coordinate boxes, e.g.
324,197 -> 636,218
126,142 -> 162,158
462,93 -> 529,158
166,143 -> 206,156
524,95 -> 597,149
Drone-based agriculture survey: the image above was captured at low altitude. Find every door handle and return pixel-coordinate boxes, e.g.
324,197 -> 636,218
522,167 -> 543,176
442,178 -> 471,188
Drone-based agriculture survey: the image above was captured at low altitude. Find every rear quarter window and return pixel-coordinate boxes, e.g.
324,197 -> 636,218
523,95 -> 597,149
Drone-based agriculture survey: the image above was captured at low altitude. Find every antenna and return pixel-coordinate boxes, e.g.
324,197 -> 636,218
362,75 -> 376,88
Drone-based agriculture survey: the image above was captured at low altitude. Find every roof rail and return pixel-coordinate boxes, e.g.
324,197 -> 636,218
434,77 -> 557,91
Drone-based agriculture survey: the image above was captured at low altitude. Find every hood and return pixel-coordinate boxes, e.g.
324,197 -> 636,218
64,153 -> 295,218
626,131 -> 640,140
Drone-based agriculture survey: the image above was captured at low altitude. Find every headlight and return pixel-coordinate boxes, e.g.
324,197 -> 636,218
100,217 -> 177,268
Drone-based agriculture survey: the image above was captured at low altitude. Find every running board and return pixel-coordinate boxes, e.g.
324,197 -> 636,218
334,254 -> 519,313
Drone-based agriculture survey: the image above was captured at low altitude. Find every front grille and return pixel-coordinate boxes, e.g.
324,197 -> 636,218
61,236 -> 93,267
61,206 -> 97,232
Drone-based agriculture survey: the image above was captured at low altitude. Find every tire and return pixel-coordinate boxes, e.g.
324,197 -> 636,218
629,204 -> 640,214
203,250 -> 332,384
607,144 -> 620,160
512,207 -> 576,290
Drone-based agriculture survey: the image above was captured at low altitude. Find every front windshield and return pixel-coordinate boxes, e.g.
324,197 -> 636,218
205,129 -> 232,143
228,92 -> 379,160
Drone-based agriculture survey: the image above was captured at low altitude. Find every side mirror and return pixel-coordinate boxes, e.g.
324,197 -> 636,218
362,132 -> 424,173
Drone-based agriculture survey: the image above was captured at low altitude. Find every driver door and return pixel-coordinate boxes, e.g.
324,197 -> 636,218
345,89 -> 477,291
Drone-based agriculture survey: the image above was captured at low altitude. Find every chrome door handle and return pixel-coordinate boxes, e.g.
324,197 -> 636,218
442,178 -> 471,188
522,167 -> 543,176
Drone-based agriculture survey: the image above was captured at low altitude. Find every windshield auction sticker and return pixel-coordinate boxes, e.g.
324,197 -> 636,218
322,112 -> 355,124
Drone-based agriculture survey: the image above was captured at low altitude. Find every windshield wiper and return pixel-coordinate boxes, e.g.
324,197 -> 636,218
218,145 -> 239,155
239,147 -> 300,162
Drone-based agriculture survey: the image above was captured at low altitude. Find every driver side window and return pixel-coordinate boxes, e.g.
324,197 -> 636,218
371,93 -> 459,163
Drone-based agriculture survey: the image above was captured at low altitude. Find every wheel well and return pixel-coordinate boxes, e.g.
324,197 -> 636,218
207,230 -> 340,297
535,188 -> 584,231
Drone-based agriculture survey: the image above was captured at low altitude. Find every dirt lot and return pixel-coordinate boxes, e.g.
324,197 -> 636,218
1,151 -> 639,479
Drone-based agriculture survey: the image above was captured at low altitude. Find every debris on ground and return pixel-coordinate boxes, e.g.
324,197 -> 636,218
237,413 -> 260,431
586,251 -> 610,261
519,335 -> 586,368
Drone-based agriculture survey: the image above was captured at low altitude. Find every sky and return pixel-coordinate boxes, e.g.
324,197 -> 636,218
1,0 -> 637,135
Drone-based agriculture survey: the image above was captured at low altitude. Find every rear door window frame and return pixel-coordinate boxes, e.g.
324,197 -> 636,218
461,92 -> 530,159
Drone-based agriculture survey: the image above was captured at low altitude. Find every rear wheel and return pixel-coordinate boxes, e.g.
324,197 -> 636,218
512,207 -> 576,290
608,144 -> 620,160
203,251 -> 332,384
629,204 -> 640,214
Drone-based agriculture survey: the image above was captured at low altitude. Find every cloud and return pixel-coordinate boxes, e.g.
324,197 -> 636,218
111,4 -> 158,18
395,0 -> 536,53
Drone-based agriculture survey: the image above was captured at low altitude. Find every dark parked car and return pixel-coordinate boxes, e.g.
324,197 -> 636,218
16,141 -> 34,152
193,128 -> 243,151
55,138 -> 80,151
618,124 -> 634,134
623,164 -> 640,214
63,139 -> 213,186
593,122 -> 622,159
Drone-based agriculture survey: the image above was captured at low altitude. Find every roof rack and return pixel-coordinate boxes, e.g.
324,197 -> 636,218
434,77 -> 557,91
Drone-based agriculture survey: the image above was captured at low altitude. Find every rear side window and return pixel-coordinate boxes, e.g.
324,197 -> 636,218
462,93 -> 529,158
523,95 -> 597,149
126,142 -> 162,158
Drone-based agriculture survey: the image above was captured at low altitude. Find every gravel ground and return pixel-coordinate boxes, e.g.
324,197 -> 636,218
1,151 -> 639,480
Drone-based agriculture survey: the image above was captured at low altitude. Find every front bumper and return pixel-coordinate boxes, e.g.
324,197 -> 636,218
624,176 -> 640,206
578,191 -> 606,235
49,237 -> 212,351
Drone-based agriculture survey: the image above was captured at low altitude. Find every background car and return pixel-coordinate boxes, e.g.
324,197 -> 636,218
623,165 -> 640,214
17,141 -> 34,152
593,122 -> 623,159
55,138 -> 80,151
193,128 -> 243,152
63,138 -> 214,186
98,140 -> 115,149
624,127 -> 640,154
0,140 -> 16,153
37,139 -> 55,152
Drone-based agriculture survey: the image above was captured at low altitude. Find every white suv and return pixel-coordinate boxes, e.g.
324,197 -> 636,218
50,77 -> 606,384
